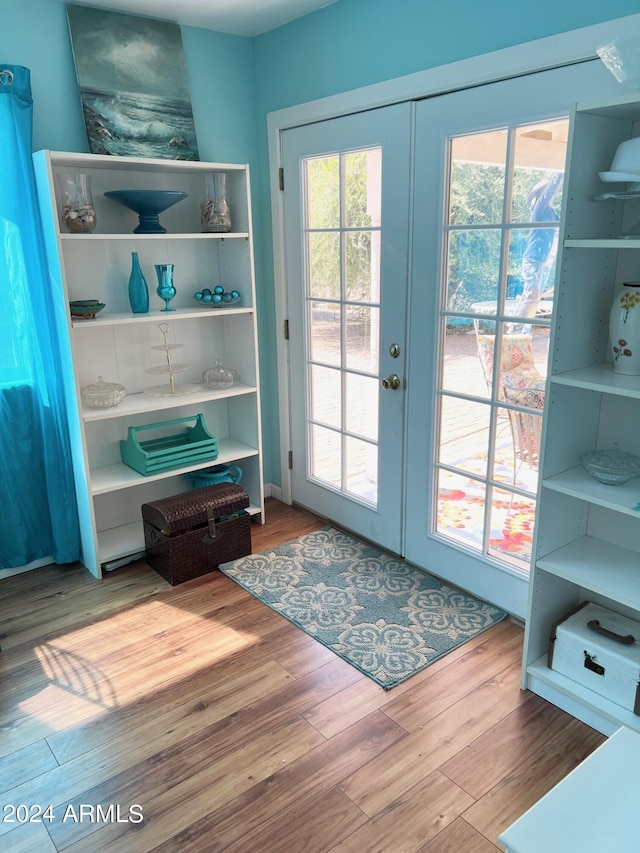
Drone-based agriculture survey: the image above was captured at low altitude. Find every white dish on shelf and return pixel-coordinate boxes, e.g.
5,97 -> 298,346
598,171 -> 640,184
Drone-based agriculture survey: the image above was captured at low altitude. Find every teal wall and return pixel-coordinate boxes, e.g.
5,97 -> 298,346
252,0 -> 640,113
1,0 -> 639,488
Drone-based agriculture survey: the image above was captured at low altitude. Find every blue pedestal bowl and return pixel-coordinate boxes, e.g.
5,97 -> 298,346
104,189 -> 188,234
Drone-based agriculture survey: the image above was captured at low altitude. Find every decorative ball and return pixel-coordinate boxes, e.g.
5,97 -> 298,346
222,292 -> 233,303
231,290 -> 240,299
213,285 -> 224,295
202,288 -> 212,297
212,293 -> 222,304
194,291 -> 203,301
202,293 -> 213,303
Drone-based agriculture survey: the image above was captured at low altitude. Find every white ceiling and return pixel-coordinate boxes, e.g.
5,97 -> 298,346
67,0 -> 340,37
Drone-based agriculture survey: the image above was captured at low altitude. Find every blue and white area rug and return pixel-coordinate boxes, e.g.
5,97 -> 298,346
219,527 -> 507,689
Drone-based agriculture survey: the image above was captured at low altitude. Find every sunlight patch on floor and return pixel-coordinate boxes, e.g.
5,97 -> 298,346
15,599 -> 264,732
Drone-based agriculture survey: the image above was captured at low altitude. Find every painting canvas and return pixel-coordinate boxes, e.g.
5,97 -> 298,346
67,4 -> 199,160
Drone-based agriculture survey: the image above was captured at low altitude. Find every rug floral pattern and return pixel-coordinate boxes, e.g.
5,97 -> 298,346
220,527 -> 507,689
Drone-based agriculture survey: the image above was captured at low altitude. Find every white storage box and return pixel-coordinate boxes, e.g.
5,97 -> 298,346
548,601 -> 640,714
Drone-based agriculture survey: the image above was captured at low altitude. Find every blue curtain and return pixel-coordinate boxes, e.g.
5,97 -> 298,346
0,65 -> 80,568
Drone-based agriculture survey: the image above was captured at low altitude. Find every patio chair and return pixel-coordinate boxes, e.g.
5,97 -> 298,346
475,333 -> 546,469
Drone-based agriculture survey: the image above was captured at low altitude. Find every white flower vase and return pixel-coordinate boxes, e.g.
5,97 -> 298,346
609,281 -> 640,375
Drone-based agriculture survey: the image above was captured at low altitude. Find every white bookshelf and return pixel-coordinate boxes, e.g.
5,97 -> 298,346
33,151 -> 265,577
522,95 -> 640,734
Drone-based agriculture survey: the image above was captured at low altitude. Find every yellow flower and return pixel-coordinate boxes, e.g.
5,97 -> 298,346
621,292 -> 640,310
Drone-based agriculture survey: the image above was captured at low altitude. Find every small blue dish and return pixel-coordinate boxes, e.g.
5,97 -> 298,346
104,189 -> 188,234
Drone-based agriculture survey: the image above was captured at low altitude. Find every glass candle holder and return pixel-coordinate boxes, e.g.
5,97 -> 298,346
155,263 -> 176,312
201,173 -> 231,233
59,173 -> 96,233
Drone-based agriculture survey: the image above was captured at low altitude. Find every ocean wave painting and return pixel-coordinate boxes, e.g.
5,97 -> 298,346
67,5 -> 199,160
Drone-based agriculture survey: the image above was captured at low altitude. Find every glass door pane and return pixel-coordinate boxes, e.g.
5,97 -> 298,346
435,118 -> 568,574
304,147 -> 382,505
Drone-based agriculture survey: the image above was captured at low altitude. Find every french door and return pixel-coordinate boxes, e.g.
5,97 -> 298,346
281,103 -> 411,554
281,60 -> 619,616
405,60 -> 619,616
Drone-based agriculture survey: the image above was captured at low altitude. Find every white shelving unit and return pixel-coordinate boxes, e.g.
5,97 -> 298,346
522,94 -> 640,735
33,151 -> 264,578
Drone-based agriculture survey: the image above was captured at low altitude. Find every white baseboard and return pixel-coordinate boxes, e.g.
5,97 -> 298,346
266,482 -> 283,501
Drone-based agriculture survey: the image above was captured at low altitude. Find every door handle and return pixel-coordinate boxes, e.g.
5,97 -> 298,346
381,374 -> 401,390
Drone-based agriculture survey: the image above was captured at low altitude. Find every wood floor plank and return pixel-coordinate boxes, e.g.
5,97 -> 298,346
338,658 -> 527,818
58,717 -> 327,853
2,575 -> 256,705
266,623 -> 343,677
439,690 -> 594,800
419,817 -> 500,852
1,820 -> 57,853
0,740 -> 58,791
302,672 -> 387,737
249,500 -> 325,551
0,563 -> 167,654
44,657 -> 293,765
461,716 -> 605,843
153,710 -> 405,853
328,770 -> 475,853
227,786 -> 368,853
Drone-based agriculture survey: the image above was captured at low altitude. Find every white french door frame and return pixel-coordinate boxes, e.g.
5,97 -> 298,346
268,14 -> 640,506
281,107 -> 412,553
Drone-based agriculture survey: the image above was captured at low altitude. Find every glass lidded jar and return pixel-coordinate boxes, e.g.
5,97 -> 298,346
202,359 -> 238,389
59,172 -> 97,233
201,173 -> 231,233
80,376 -> 126,409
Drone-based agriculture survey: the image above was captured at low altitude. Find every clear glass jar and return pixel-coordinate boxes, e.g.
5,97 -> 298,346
201,173 -> 231,233
80,376 -> 126,409
59,172 -> 96,233
202,359 -> 238,389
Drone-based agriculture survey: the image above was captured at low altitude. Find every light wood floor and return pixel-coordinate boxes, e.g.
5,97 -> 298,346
0,499 -> 604,852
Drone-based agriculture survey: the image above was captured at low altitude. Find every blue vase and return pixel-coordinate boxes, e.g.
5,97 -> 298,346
189,464 -> 243,489
128,252 -> 149,313
155,263 -> 176,312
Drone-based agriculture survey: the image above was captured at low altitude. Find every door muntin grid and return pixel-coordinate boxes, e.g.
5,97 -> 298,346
434,119 -> 567,574
303,148 -> 382,506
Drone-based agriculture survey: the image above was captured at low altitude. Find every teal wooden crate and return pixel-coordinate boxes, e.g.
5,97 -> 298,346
120,414 -> 219,476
